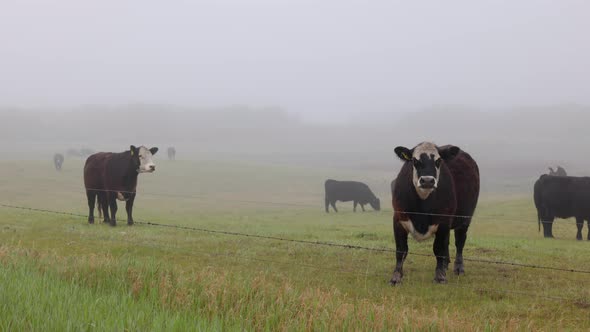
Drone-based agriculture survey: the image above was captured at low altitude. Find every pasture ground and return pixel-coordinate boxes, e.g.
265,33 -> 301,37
0,159 -> 589,331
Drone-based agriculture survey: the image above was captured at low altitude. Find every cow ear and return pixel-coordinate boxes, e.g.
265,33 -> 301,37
394,146 -> 412,162
439,145 -> 460,160
150,147 -> 159,155
130,145 -> 137,156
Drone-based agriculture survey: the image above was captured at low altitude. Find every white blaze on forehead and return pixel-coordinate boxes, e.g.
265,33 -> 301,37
412,142 -> 441,200
137,146 -> 156,173
412,142 -> 440,159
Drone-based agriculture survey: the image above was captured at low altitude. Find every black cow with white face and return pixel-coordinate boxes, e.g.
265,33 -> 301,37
391,142 -> 480,285
84,145 -> 158,226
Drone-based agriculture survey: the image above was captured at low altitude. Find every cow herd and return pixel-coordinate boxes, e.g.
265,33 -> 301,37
47,141 -> 588,284
323,143 -> 587,284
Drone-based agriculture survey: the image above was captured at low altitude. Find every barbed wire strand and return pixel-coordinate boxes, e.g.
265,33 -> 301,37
1,203 -> 590,275
1,186 -> 580,226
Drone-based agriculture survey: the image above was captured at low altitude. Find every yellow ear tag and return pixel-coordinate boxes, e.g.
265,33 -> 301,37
131,150 -> 134,156
402,152 -> 410,160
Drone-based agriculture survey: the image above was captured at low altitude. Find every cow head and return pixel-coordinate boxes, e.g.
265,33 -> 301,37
130,145 -> 158,173
370,197 -> 381,211
395,142 -> 459,200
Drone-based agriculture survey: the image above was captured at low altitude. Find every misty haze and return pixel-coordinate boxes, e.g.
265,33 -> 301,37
1,1 -> 590,330
1,1 -> 588,183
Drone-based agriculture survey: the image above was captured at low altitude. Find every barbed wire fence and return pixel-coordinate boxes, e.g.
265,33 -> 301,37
1,179 -> 590,307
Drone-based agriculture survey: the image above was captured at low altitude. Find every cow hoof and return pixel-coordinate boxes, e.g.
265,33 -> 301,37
127,221 -> 134,226
454,265 -> 465,275
389,272 -> 403,286
109,221 -> 117,227
434,269 -> 447,284
88,218 -> 94,224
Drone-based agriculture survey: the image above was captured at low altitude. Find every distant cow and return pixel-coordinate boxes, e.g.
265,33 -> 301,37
534,174 -> 590,240
53,153 -> 64,171
391,142 -> 480,285
324,179 -> 380,213
548,166 -> 567,177
84,145 -> 158,226
167,147 -> 176,161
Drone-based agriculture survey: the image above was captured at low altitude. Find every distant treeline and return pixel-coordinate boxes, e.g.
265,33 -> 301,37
0,104 -> 588,178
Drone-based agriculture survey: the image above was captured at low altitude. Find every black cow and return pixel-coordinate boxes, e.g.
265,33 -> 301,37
324,179 -> 380,213
548,166 -> 567,177
167,147 -> 176,161
391,142 -> 480,285
534,174 -> 590,240
53,153 -> 64,171
84,145 -> 158,226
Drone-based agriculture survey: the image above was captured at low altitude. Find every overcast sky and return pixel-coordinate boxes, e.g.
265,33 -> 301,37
1,0 -> 588,121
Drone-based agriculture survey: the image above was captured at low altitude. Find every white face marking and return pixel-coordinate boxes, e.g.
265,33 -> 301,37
412,142 -> 441,200
137,146 -> 156,173
400,220 -> 439,242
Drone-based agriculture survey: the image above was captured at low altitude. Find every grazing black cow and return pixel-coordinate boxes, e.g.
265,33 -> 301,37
391,142 -> 480,285
534,174 -> 590,240
548,166 -> 567,177
167,147 -> 176,161
84,145 -> 158,226
324,179 -> 380,213
53,153 -> 64,171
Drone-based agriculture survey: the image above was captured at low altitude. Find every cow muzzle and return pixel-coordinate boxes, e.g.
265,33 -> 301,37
138,165 -> 156,173
418,176 -> 437,189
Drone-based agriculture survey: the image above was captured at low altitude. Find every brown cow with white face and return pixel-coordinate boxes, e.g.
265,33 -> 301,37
84,145 -> 158,226
391,142 -> 480,285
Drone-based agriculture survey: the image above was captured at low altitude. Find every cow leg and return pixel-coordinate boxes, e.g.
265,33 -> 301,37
353,201 -> 358,212
86,190 -> 96,224
99,192 -> 109,223
126,194 -> 136,225
361,204 -> 365,212
330,201 -> 338,213
576,217 -> 584,240
325,196 -> 330,213
541,217 -> 554,238
390,219 -> 409,285
587,219 -> 590,240
454,227 -> 468,275
107,192 -> 118,226
433,224 -> 450,284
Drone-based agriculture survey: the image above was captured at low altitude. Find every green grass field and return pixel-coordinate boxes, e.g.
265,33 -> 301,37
1,158 -> 589,331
